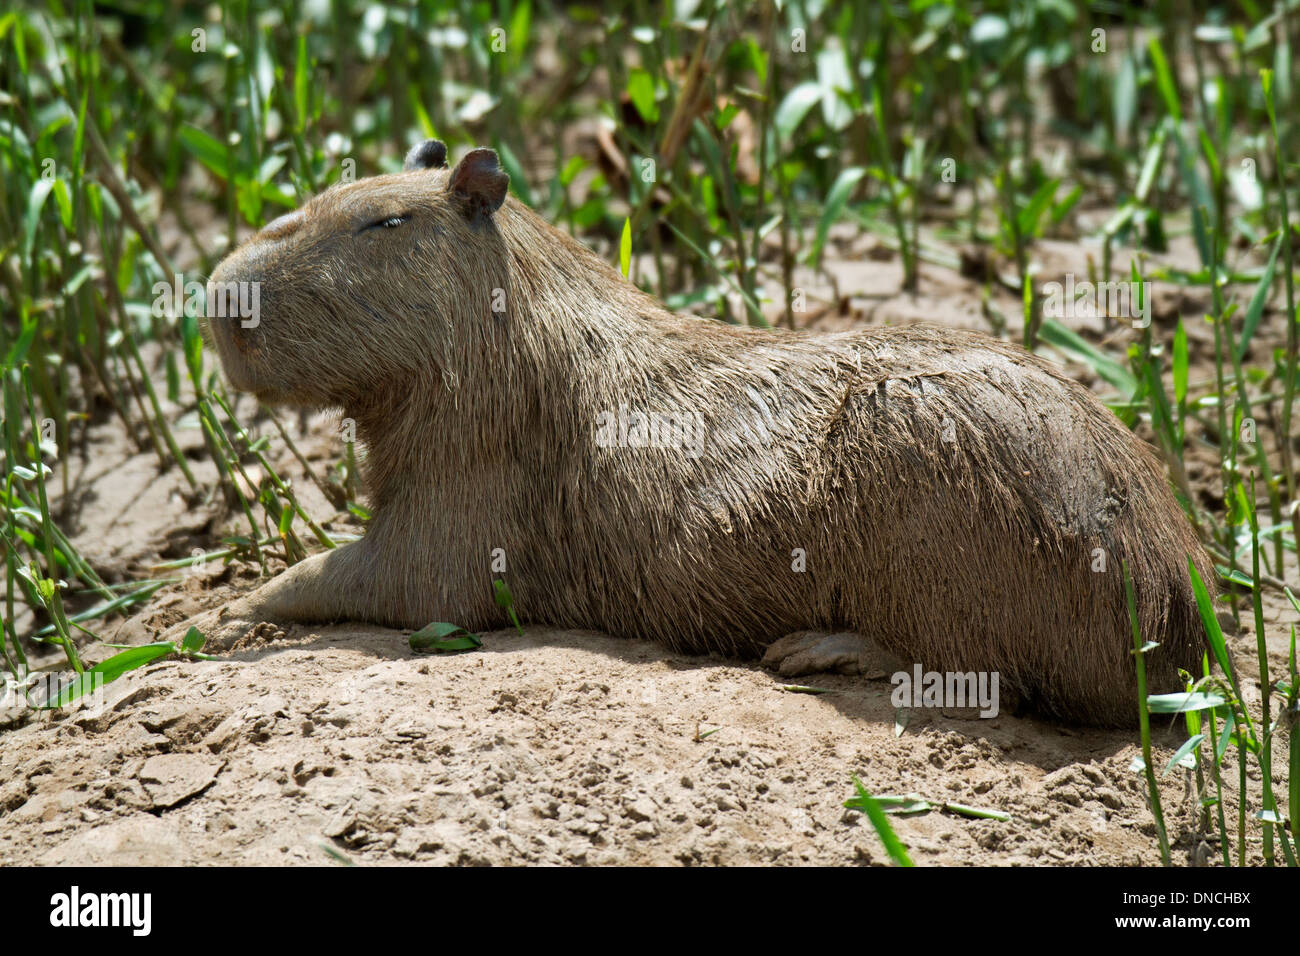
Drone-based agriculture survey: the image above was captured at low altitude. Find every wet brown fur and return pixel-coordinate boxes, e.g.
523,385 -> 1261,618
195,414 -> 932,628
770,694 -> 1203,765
204,144 -> 1215,727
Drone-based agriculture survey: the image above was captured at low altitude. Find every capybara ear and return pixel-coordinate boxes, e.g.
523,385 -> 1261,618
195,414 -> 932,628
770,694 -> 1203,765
403,139 -> 448,171
448,148 -> 510,217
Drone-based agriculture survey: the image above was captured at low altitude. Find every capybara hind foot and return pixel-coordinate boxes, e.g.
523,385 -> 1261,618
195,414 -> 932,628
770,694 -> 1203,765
762,631 -> 903,679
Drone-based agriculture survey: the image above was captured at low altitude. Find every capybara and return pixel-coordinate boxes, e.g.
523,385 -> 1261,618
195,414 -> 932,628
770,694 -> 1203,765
192,139 -> 1214,727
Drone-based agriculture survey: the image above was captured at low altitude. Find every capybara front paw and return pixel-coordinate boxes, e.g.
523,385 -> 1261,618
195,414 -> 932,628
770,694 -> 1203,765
762,630 -> 902,679
225,620 -> 288,652
163,605 -> 286,654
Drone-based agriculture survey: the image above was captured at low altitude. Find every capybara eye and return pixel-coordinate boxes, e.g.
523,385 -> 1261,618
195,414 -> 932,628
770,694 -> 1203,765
362,214 -> 409,232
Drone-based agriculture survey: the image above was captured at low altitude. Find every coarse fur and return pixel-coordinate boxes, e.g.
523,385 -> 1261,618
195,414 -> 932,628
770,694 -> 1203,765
199,141 -> 1215,727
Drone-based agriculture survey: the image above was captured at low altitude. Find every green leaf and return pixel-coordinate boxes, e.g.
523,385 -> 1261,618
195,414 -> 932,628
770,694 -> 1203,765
1196,125 -> 1221,185
619,217 -> 632,278
1217,565 -> 1254,589
1146,691 -> 1226,713
558,155 -> 587,187
6,316 -> 38,366
51,177 -> 73,229
493,579 -> 524,634
1101,201 -> 1138,240
506,0 -> 531,74
181,626 -> 206,654
34,672 -> 100,709
1114,53 -> 1137,135
815,44 -> 853,131
1190,202 -> 1211,271
847,776 -> 913,866
941,802 -> 1012,822
1172,319 -> 1188,406
1161,733 -> 1204,776
24,177 -> 55,263
494,138 -> 532,208
1290,678 -> 1299,830
809,166 -> 866,268
1259,68 -> 1276,127
409,622 -> 482,653
294,32 -> 310,125
181,310 -> 203,380
37,642 -> 178,708
1237,235 -> 1281,360
1191,558 -> 1234,680
868,794 -> 933,815
91,642 -> 177,680
774,82 -> 823,141
1049,184 -> 1083,226
714,102 -> 740,131
626,68 -> 658,124
1016,178 -> 1059,238
1216,714 -> 1235,762
179,125 -> 230,180
236,178 -> 261,226
1146,37 -> 1183,122
34,580 -> 167,635
970,15 -> 1008,44
1134,124 -> 1167,202
409,94 -> 437,140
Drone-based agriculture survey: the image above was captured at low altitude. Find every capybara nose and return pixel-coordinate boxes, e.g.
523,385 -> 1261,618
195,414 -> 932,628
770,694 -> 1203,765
206,273 -> 264,355
260,210 -> 304,240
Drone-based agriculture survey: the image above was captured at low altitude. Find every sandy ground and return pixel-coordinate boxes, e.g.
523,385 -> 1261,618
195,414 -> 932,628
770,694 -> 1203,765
0,624 -> 1245,866
2,228 -> 1295,867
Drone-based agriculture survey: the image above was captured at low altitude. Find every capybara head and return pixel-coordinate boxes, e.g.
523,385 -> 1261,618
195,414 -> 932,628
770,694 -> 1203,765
206,140 -> 510,408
